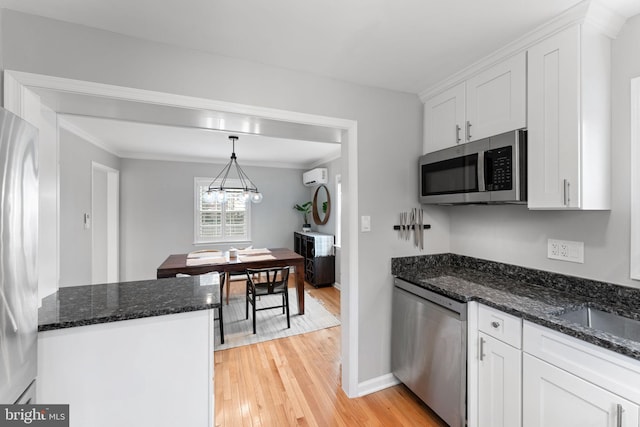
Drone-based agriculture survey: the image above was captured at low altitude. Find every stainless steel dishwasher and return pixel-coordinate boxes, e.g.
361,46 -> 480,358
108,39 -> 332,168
391,278 -> 467,427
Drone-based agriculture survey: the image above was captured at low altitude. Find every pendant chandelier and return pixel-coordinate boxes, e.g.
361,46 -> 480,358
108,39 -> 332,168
204,135 -> 263,204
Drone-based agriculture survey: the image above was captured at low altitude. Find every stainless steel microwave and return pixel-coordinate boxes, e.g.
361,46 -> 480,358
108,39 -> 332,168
419,129 -> 527,205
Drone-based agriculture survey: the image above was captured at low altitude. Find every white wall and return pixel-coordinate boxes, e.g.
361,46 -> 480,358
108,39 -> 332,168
0,9 -> 451,383
119,158 -> 311,281
309,157 -> 342,285
59,128 -> 120,287
448,14 -> 640,288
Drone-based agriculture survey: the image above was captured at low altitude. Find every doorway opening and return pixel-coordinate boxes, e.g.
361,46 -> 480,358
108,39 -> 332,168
91,162 -> 119,284
4,69 -> 360,397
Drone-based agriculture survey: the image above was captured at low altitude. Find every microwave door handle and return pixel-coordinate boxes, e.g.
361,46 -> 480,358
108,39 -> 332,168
477,152 -> 485,192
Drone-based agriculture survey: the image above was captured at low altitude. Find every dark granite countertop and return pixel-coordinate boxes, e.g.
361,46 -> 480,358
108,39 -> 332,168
38,275 -> 221,332
392,254 -> 640,361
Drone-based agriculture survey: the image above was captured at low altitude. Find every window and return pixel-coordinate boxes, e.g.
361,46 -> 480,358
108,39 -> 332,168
194,177 -> 251,244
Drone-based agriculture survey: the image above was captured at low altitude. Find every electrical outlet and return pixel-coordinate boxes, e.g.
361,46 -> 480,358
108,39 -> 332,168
547,239 -> 584,263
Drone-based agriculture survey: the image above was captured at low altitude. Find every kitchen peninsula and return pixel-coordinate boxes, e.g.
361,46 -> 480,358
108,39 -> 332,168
37,276 -> 219,427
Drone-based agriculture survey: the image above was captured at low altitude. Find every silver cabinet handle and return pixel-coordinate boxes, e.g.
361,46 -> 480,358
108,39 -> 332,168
456,124 -> 461,144
491,321 -> 500,329
617,403 -> 623,427
479,336 -> 486,361
466,121 -> 472,141
563,179 -> 570,206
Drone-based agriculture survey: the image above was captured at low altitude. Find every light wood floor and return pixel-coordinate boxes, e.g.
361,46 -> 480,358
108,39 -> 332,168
214,280 -> 446,426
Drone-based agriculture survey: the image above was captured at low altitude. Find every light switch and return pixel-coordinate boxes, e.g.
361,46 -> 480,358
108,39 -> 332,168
361,215 -> 371,232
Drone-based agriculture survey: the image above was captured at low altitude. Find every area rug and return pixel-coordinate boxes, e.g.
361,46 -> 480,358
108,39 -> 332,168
214,290 -> 340,351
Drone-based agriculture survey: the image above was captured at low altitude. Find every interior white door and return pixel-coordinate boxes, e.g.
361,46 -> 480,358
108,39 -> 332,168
91,163 -> 119,284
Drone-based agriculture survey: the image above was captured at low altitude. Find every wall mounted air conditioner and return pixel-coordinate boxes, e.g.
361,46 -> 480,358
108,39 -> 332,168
303,168 -> 328,187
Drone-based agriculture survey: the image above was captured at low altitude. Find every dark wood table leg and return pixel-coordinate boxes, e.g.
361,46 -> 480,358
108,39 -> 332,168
295,260 -> 305,314
225,272 -> 230,305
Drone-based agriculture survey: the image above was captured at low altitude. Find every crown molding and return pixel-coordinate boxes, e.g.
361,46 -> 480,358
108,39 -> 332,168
308,152 -> 342,169
584,1 -> 627,39
418,0 -> 627,101
58,116 -> 122,157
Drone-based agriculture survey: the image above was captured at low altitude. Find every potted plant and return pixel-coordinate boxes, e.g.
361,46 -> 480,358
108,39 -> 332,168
293,201 -> 312,231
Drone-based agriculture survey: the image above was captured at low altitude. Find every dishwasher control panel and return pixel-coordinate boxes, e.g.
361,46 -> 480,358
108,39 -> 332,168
394,278 -> 467,317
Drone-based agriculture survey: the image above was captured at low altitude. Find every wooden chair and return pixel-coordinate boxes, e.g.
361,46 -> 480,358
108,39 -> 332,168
245,267 -> 290,334
177,271 -> 226,344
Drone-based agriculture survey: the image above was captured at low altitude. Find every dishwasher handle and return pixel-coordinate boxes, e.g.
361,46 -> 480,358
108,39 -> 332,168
394,278 -> 467,318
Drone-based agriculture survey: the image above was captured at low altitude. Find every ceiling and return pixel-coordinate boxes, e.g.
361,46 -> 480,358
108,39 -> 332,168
2,0 -> 639,94
59,114 -> 341,168
3,0 -> 638,166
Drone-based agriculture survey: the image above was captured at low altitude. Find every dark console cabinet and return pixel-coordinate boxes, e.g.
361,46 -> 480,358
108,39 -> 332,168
293,231 -> 335,287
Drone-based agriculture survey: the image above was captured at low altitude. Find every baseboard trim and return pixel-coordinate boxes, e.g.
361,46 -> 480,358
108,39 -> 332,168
333,282 -> 341,290
357,373 -> 400,397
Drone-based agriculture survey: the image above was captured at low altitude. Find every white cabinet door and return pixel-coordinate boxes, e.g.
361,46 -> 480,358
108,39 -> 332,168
423,82 -> 465,153
523,354 -> 640,427
478,332 -> 522,427
466,52 -> 527,143
527,25 -> 581,209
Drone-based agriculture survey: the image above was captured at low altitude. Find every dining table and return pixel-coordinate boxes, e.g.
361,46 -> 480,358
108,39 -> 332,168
156,248 -> 306,314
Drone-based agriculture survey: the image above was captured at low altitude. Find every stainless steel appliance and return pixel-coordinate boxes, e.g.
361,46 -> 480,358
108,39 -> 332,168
391,278 -> 467,427
419,129 -> 527,204
0,107 -> 39,404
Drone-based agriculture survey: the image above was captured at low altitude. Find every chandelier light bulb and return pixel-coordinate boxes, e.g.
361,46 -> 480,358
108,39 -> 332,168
250,192 -> 264,204
214,189 -> 227,203
202,190 -> 214,203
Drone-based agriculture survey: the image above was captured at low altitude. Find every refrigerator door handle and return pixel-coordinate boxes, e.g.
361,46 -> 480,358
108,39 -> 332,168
0,290 -> 19,332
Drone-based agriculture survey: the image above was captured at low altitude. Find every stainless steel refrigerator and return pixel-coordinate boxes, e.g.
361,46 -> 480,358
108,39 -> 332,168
0,106 -> 39,404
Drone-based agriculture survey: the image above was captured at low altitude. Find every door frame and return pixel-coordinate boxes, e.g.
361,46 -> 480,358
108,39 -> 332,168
3,69 -> 361,397
91,161 -> 120,284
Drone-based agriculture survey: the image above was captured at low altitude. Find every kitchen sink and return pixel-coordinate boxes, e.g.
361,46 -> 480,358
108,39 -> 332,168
557,307 -> 640,343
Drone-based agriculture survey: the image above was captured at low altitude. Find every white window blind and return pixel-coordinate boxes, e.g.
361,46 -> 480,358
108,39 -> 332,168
194,177 -> 251,243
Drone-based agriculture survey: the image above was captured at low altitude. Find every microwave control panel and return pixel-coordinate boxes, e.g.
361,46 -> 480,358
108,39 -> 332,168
485,146 -> 512,191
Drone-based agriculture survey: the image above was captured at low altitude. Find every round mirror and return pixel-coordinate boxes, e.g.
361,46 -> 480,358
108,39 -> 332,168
312,184 -> 331,225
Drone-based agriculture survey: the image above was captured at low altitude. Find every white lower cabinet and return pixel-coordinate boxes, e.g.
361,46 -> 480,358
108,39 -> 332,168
469,308 -> 640,427
523,353 -> 639,427
478,332 -> 522,427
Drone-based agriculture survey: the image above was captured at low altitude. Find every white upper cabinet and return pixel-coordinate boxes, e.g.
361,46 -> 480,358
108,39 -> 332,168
423,82 -> 465,153
423,52 -> 526,154
527,24 -> 611,210
466,52 -> 527,143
